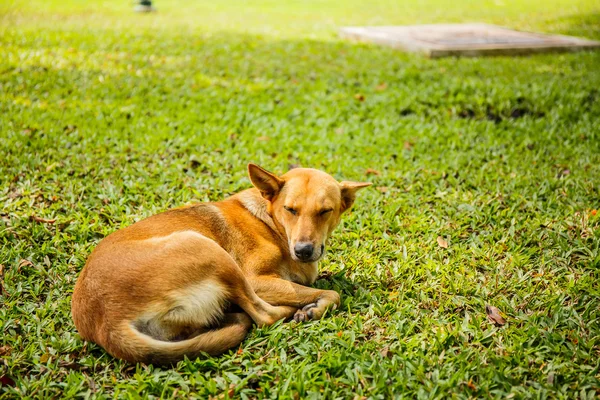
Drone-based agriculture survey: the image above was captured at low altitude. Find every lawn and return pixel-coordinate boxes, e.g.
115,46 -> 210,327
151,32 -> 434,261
1,0 -> 600,398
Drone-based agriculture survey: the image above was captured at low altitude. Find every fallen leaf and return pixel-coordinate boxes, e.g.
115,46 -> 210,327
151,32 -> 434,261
58,361 -> 89,371
0,346 -> 11,356
437,236 -> 448,249
466,379 -> 477,391
88,377 -> 97,392
403,141 -> 413,150
30,215 -> 56,224
0,375 -> 15,387
40,353 -> 50,363
379,346 -> 392,358
376,186 -> 388,193
226,384 -> 236,398
257,136 -> 270,141
375,83 -> 387,91
19,259 -> 34,268
354,93 -> 365,102
485,305 -> 506,326
365,168 -> 380,176
8,191 -> 21,199
189,159 -> 202,169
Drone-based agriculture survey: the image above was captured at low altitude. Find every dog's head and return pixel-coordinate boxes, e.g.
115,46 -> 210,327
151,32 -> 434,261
248,163 -> 371,263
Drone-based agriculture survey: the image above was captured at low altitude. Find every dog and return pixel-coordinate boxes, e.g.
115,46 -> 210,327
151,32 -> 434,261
71,164 -> 370,364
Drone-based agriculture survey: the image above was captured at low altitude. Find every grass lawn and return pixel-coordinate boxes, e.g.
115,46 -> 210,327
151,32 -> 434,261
1,0 -> 600,397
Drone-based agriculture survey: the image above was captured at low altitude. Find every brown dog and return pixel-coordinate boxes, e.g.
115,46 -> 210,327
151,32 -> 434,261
71,164 -> 370,364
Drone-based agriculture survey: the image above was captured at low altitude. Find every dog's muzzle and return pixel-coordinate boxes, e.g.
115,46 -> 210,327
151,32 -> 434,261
293,242 -> 324,262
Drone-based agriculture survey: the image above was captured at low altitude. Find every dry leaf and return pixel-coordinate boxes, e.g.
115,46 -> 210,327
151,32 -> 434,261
375,83 -> 387,91
30,215 -> 56,224
437,236 -> 448,249
376,186 -> 388,193
40,353 -> 50,363
0,346 -> 11,356
189,159 -> 202,169
19,259 -> 34,268
365,168 -> 380,176
354,93 -> 365,102
485,305 -> 506,326
379,346 -> 390,358
466,379 -> 477,391
0,375 -> 15,387
58,361 -> 89,371
256,136 -> 270,141
403,141 -> 413,150
224,384 -> 235,399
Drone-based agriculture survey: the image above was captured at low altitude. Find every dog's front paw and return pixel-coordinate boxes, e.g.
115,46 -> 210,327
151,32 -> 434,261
293,303 -> 317,322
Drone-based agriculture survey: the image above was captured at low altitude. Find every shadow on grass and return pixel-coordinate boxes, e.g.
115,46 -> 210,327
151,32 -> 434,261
5,27 -> 596,148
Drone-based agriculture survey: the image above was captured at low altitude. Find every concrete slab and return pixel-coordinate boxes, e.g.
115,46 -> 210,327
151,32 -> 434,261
339,24 -> 600,58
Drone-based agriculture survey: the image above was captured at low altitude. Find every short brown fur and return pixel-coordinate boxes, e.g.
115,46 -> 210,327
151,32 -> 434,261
71,164 -> 370,364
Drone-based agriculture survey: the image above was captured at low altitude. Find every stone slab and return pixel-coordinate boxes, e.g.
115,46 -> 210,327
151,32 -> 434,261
339,24 -> 600,58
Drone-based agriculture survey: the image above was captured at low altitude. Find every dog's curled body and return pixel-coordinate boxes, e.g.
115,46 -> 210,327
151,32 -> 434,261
72,165 -> 370,364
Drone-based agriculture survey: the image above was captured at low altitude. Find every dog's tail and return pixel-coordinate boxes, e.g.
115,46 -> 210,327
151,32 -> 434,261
107,314 -> 251,365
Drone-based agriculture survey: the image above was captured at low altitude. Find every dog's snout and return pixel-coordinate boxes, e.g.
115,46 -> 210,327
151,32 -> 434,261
294,242 -> 314,261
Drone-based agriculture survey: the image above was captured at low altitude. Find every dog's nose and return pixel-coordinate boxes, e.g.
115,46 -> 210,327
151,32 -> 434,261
294,242 -> 314,261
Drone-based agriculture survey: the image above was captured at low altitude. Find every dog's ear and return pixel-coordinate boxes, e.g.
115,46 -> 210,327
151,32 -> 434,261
339,181 -> 371,213
248,164 -> 284,201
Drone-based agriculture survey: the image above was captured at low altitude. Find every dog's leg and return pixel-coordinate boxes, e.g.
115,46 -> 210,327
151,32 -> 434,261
248,277 -> 340,322
217,267 -> 298,326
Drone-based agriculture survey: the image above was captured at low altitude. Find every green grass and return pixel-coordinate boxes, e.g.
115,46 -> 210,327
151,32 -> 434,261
1,0 -> 600,398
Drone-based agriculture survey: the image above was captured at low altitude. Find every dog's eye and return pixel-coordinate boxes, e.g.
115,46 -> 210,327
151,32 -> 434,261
319,209 -> 333,216
284,206 -> 297,215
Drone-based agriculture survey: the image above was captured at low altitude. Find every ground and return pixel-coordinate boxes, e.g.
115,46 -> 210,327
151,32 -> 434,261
1,0 -> 599,398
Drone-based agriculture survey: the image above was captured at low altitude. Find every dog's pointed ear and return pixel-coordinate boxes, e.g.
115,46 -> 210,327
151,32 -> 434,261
339,181 -> 371,212
248,164 -> 284,201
